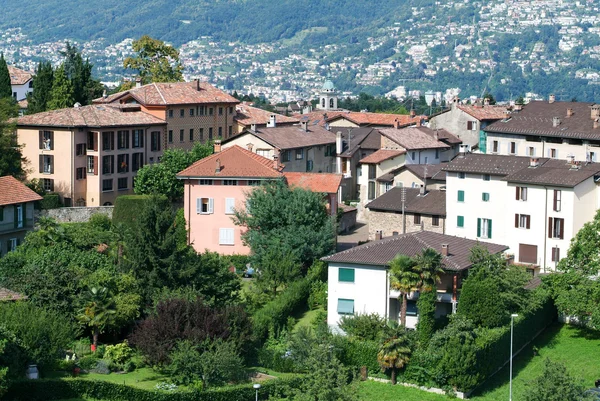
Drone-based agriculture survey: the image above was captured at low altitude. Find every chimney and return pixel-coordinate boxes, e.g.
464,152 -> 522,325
591,105 -> 600,120
419,184 -> 425,196
504,110 -> 511,120
529,157 -> 539,168
567,108 -> 573,118
415,119 -> 421,128
375,230 -> 383,240
267,114 -> 276,128
301,120 -> 308,132
215,158 -> 222,173
246,143 -> 254,152
410,109 -> 416,118
273,154 -> 279,170
549,94 -> 556,104
102,89 -> 107,99
552,117 -> 561,128
336,131 -> 342,155
484,98 -> 490,106
195,78 -> 200,91
135,78 -> 142,88
434,130 -> 439,141
441,244 -> 449,256
595,119 -> 600,129
250,123 -> 257,131
394,118 -> 400,129
213,139 -> 222,153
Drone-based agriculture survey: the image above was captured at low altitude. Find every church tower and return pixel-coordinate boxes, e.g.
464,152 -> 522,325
318,79 -> 338,110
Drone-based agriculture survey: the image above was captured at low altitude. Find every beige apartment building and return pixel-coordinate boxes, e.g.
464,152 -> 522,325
17,104 -> 166,207
94,80 -> 239,150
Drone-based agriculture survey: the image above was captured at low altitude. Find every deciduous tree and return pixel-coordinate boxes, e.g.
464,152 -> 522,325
524,359 -> 588,401
123,35 -> 183,84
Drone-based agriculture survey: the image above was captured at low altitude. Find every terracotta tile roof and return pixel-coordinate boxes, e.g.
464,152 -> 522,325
444,154 -> 550,176
235,104 -> 299,126
366,187 -> 446,216
243,125 -> 337,150
95,81 -> 239,106
322,231 -> 508,271
379,127 -> 451,150
294,111 -> 347,127
485,101 -> 600,140
458,105 -> 509,121
0,287 -> 27,301
0,176 -> 42,206
326,112 -> 426,127
284,172 -> 342,194
17,104 -> 166,128
8,66 -> 33,85
177,145 -> 283,179
359,149 -> 405,164
18,99 -> 28,109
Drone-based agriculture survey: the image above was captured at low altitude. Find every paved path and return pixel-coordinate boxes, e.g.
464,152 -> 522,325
337,222 -> 369,252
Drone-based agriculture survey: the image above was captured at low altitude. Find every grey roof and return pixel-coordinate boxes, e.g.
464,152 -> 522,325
322,231 -> 508,271
339,128 -> 381,157
366,187 -> 446,216
444,154 -> 550,176
502,158 -> 600,188
485,100 -> 600,140
224,125 -> 336,150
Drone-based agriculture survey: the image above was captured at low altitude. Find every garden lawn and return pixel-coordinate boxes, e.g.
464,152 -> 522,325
357,381 -> 448,401
79,367 -> 171,391
293,308 -> 324,332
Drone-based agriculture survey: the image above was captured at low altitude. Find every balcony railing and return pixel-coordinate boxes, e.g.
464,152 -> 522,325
0,219 -> 34,233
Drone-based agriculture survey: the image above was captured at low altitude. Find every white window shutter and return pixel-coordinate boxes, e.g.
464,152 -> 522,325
226,198 -> 235,214
219,228 -> 226,244
228,228 -> 235,245
196,198 -> 201,214
209,198 -> 214,214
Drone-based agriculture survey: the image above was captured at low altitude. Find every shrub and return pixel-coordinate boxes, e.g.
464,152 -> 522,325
91,360 -> 111,375
77,355 -> 100,370
338,313 -> 387,341
333,336 -> 379,374
308,280 -> 327,310
257,333 -> 296,373
104,342 -> 134,369
40,193 -> 61,209
72,338 -> 92,358
226,254 -> 251,274
113,195 -> 163,226
416,290 -> 436,347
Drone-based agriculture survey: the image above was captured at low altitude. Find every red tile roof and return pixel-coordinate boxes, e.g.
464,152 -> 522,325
0,176 -> 43,206
359,149 -> 405,164
177,145 -> 284,179
284,172 -> 342,194
0,287 -> 27,301
8,66 -> 33,85
294,111 -> 347,127
95,81 -> 239,106
235,104 -> 299,126
379,127 -> 451,150
241,125 -> 337,150
17,104 -> 167,128
458,105 -> 508,121
326,111 -> 427,127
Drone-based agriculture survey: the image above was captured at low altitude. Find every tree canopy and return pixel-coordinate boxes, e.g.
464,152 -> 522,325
0,54 -> 11,99
123,35 -> 184,84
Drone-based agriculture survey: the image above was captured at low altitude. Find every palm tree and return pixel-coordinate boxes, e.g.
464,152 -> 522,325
413,248 -> 444,291
389,254 -> 420,327
377,332 -> 412,385
78,287 -> 116,350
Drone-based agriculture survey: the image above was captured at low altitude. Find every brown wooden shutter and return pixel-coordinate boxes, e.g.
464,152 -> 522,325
50,131 -> 54,150
49,155 -> 54,174
467,121 -> 473,130
559,218 -> 564,239
93,133 -> 98,151
93,156 -> 98,175
548,217 -> 553,238
39,131 -> 43,149
39,155 -> 43,173
526,215 -> 531,229
515,214 -> 519,228
553,190 -> 558,211
516,187 -> 520,200
49,179 -> 54,192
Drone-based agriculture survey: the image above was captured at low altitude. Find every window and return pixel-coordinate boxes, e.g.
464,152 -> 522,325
168,130 -> 173,143
248,180 -> 261,186
199,106 -> 205,116
87,156 -> 96,174
515,214 -> 531,229
467,121 -> 476,130
189,129 -> 194,141
8,238 -> 18,252
338,268 -> 355,282
492,140 -> 499,153
222,180 -> 238,186
553,190 -> 561,212
42,178 -> 54,192
209,107 -> 214,116
218,127 -> 222,137
199,128 -> 204,141
337,299 -> 354,315
406,300 -> 418,316
76,167 -> 86,180
368,181 -> 375,200
132,130 -> 143,148
483,174 -> 491,181
168,109 -> 173,118
549,217 -> 564,239
196,198 -> 214,214
411,151 -> 416,160
0,207 -> 3,221
551,247 -> 561,262
102,155 -> 114,175
199,179 -> 213,185
590,152 -> 596,162
132,153 -> 144,172
281,150 -> 291,162
457,190 -> 465,202
258,149 -> 271,158
189,108 -> 194,116
306,160 -> 313,172
229,106 -> 233,114
76,143 -> 86,156
510,141 -> 516,154
102,132 -> 114,151
519,244 -> 538,264
550,148 -> 557,158
151,131 -> 161,151
180,129 -> 184,142
225,198 -> 235,214
414,214 -> 421,224
15,204 -> 23,228
516,186 -> 527,201
368,165 -> 376,179
117,154 -> 129,173
219,107 -> 223,116
527,146 -> 535,157
228,126 -> 232,137
87,131 -> 96,151
219,228 -> 235,245
40,155 -> 53,174
482,192 -> 490,202
477,218 -> 492,239
458,172 -> 465,179
39,130 -> 53,150
118,177 -> 128,190
434,149 -> 439,159
180,109 -> 185,117
457,216 -> 464,228
295,149 -> 304,160
209,128 -> 213,140
432,215 -> 440,226
117,130 -> 129,149
102,179 -> 113,192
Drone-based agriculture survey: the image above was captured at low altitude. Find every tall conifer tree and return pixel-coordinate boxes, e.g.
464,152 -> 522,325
28,61 -> 54,114
47,65 -> 74,110
0,54 -> 12,99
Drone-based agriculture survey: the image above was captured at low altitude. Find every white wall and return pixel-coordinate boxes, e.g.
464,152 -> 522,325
12,83 -> 32,102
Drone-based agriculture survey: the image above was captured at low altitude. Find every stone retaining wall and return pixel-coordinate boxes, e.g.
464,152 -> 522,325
39,206 -> 113,223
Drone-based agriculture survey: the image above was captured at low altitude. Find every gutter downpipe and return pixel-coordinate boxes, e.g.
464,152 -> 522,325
543,186 -> 548,273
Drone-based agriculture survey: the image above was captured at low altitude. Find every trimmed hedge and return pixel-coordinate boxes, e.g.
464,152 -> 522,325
334,337 -> 379,374
113,195 -> 166,226
4,377 -> 303,401
40,193 -> 61,209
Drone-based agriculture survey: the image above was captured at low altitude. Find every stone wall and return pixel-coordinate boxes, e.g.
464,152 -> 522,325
39,206 -> 113,223
338,206 -> 357,234
368,210 -> 445,240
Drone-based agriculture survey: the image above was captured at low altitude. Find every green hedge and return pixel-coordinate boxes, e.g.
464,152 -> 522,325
253,278 -> 311,342
40,193 -> 61,210
4,377 -> 302,401
334,337 -> 379,374
113,195 -> 165,226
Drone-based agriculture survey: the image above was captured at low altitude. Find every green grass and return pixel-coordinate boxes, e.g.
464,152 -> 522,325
56,368 -> 171,391
357,381 -> 447,401
293,308 -> 324,332
281,27 -> 328,46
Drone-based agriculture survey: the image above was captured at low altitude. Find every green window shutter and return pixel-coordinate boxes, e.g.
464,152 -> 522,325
458,190 -> 464,202
337,299 -> 354,315
477,218 -> 481,237
0,206 -> 3,221
457,215 -> 464,227
14,206 -> 18,229
338,268 -> 355,282
482,192 -> 490,201
487,219 -> 492,239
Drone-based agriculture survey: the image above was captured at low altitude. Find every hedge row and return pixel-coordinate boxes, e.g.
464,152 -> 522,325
4,377 -> 303,401
40,193 -> 61,210
113,195 -> 167,226
252,278 -> 311,342
334,338 -> 379,374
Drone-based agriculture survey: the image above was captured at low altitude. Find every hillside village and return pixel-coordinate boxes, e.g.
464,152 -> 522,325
0,29 -> 600,401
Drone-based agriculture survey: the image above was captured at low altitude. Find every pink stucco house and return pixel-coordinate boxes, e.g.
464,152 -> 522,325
177,141 -> 342,255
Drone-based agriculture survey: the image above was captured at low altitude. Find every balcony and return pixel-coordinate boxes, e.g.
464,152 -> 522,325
0,219 -> 34,233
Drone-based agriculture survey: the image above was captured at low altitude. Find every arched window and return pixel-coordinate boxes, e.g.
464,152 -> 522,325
330,98 -> 334,108
321,98 -> 325,108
